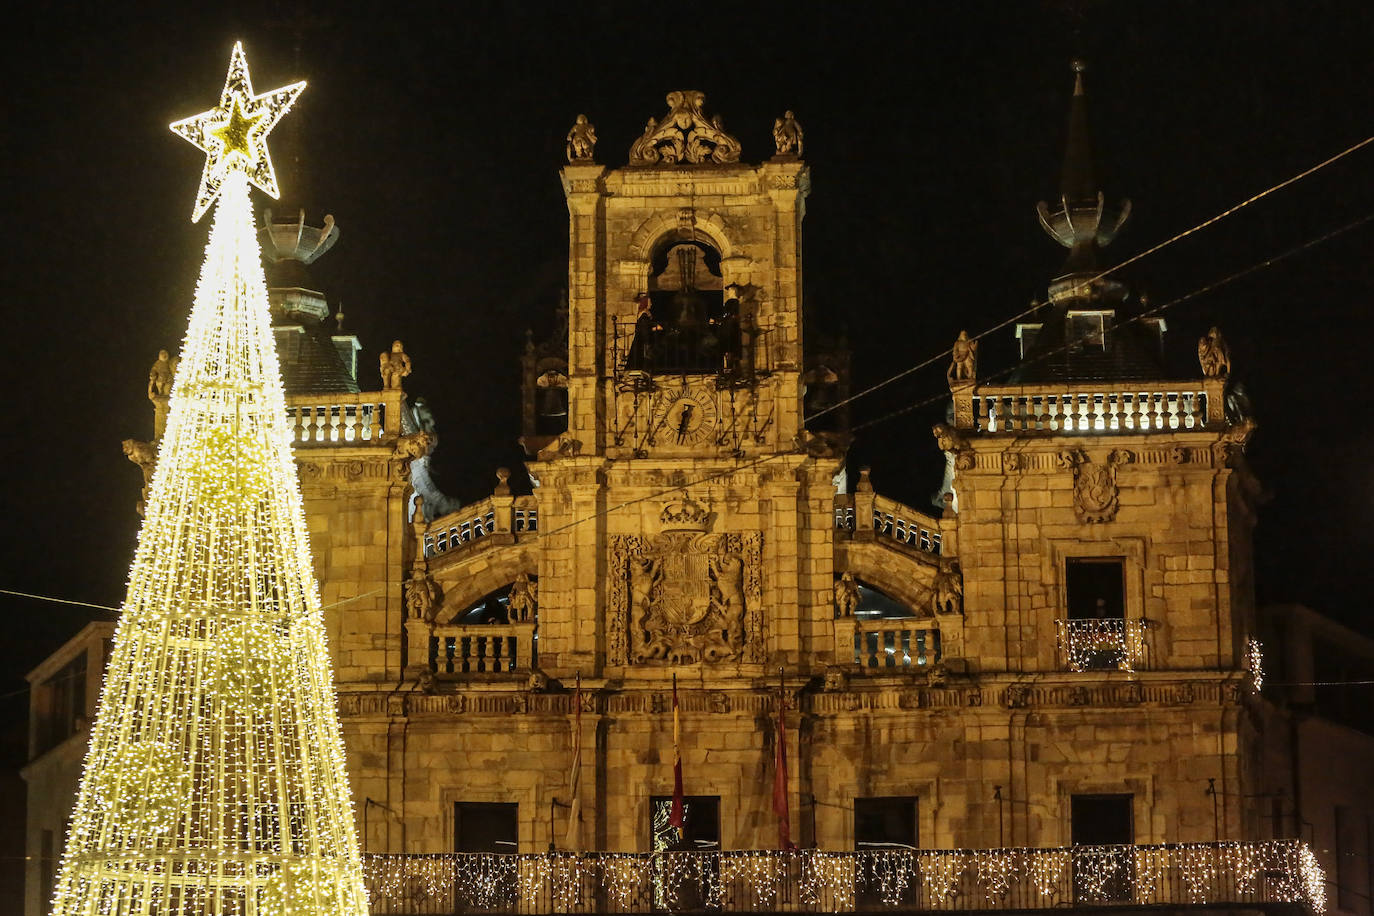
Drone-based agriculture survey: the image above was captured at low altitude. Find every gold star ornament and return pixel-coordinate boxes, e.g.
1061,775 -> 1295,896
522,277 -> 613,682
170,41 -> 306,222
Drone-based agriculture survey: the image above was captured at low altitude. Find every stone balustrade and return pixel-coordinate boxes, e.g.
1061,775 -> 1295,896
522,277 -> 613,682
832,494 -> 943,556
423,496 -> 538,559
834,618 -> 942,669
286,389 -> 404,444
954,378 -> 1225,434
1056,617 -> 1153,673
360,840 -> 1325,914
430,621 -> 536,675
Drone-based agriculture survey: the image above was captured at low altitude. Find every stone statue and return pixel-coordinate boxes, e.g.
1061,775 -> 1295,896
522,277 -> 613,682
380,340 -> 412,390
629,556 -> 663,660
508,572 -> 537,623
1198,326 -> 1231,378
565,114 -> 597,162
932,423 -> 975,470
772,110 -> 803,157
834,571 -> 860,618
123,438 -> 157,516
393,431 -> 434,462
947,330 -> 977,385
148,349 -> 176,400
405,574 -> 440,622
932,559 -> 964,615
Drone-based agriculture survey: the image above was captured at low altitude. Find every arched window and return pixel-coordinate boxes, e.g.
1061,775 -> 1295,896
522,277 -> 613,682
448,586 -> 513,625
848,579 -> 919,620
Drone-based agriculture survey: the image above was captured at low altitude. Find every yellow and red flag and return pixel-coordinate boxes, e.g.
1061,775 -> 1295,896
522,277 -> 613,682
670,673 -> 685,838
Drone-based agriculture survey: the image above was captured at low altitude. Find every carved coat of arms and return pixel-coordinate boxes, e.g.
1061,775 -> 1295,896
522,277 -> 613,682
1060,449 -> 1134,523
609,498 -> 763,665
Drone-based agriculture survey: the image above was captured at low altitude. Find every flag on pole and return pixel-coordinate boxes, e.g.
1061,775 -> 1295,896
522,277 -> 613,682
669,673 -> 685,840
565,672 -> 582,851
772,668 -> 795,850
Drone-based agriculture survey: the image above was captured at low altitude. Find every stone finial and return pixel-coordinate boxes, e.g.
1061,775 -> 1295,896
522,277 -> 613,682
566,114 -> 597,162
833,571 -> 860,618
772,110 -> 803,157
380,339 -> 412,390
856,466 -> 873,493
947,330 -> 977,386
494,467 -> 511,497
1198,326 -> 1231,378
628,91 -> 741,165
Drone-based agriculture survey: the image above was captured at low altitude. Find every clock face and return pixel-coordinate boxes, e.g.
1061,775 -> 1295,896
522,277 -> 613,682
653,390 -> 717,447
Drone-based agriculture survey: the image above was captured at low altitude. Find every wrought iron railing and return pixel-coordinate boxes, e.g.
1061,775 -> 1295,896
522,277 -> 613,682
360,840 -> 1324,914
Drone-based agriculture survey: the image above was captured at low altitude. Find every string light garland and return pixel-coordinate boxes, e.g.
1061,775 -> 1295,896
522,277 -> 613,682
356,841 -> 1324,913
1246,638 -> 1265,692
48,43 -> 366,916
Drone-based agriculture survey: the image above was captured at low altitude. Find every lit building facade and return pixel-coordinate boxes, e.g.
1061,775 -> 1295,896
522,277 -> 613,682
24,74 -> 1364,915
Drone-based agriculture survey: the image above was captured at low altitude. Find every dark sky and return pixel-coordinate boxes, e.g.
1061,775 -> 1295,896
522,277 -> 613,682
4,0 -> 1374,897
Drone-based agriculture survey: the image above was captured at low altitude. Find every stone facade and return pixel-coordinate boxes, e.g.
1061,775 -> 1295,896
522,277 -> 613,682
21,85 -> 1361,915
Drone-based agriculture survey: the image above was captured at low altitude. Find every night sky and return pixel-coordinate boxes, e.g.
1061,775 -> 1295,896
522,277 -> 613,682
5,0 -> 1374,899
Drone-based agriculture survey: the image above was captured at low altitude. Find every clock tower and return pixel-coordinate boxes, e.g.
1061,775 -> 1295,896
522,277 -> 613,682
530,92 -> 843,678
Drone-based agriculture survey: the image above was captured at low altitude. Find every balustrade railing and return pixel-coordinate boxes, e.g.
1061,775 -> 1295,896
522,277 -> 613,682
286,390 -> 402,444
872,496 -> 942,554
1056,617 -> 1153,672
961,380 -> 1223,434
429,622 -> 535,674
360,840 -> 1324,914
423,497 -> 540,559
833,494 -> 942,557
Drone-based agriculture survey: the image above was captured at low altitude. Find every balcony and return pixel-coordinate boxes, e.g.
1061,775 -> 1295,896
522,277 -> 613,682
954,379 -> 1224,435
1056,618 -> 1153,673
360,840 -> 1324,914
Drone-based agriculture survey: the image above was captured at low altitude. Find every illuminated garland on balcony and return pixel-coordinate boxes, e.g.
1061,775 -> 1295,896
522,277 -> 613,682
48,43 -> 367,916
357,841 -> 1324,913
1246,637 -> 1265,692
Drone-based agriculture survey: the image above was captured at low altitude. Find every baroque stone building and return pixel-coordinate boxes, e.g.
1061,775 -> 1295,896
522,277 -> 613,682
24,74 -> 1360,915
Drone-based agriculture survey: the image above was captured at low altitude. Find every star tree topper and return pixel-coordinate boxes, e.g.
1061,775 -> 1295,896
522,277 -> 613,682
170,41 -> 306,222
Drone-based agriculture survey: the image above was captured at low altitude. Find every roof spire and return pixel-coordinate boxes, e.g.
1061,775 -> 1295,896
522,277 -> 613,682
1037,59 -> 1131,274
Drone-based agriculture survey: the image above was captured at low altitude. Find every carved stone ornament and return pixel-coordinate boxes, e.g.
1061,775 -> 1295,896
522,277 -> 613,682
508,572 -> 537,622
823,666 -> 849,692
772,110 -> 803,157
833,571 -> 860,618
1197,326 -> 1231,378
405,574 -> 441,623
526,669 -> 549,692
932,424 -> 974,471
1060,448 -> 1134,523
123,438 -> 157,516
394,431 -> 434,465
1003,684 -> 1031,709
1214,417 -> 1258,464
536,432 -> 582,461
608,497 -> 763,665
947,330 -> 977,386
380,339 -> 412,390
628,91 -> 742,166
565,113 -> 597,162
931,559 -> 964,616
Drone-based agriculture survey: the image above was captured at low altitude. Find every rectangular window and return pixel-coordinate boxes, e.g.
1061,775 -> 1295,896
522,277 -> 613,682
650,796 -> 721,910
854,797 -> 918,850
453,801 -> 517,853
1066,558 -> 1125,620
1071,794 -> 1134,902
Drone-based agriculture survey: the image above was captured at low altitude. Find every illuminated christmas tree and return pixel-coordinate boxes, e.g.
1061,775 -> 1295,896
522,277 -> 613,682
50,43 -> 369,915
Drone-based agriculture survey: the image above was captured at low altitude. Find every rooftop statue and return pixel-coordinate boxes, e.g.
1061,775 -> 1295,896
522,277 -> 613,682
565,114 -> 597,163
773,110 -> 803,157
628,91 -> 741,165
1198,326 -> 1231,378
380,339 -> 412,390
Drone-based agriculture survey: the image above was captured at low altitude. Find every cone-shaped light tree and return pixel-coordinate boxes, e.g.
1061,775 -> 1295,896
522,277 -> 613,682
50,43 -> 369,915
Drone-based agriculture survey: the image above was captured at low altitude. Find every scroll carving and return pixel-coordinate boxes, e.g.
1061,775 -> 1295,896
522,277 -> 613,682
628,91 -> 741,166
1060,449 -> 1134,523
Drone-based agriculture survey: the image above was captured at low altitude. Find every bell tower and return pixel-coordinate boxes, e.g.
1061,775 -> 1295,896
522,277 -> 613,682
534,93 -> 837,677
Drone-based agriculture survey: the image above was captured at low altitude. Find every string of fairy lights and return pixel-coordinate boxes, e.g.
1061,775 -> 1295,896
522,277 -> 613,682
357,841 -> 1325,913
47,43 -> 367,916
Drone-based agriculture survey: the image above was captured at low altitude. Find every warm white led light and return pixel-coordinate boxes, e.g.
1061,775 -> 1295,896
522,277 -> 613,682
49,44 -> 364,914
170,41 -> 305,222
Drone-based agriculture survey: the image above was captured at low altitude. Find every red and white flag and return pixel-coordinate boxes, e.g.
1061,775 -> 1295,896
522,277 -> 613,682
565,672 -> 583,851
670,673 -> 685,840
772,669 -> 795,849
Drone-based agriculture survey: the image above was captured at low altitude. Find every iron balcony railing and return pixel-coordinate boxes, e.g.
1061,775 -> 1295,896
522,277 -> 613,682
360,840 -> 1324,914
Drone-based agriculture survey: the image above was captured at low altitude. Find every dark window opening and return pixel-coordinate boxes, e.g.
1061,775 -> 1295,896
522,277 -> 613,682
454,801 -> 518,853
450,587 -> 515,625
650,795 -> 721,910
855,797 -> 918,906
37,656 -> 87,756
1066,558 -> 1125,620
1072,794 -> 1134,903
855,797 -> 917,849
